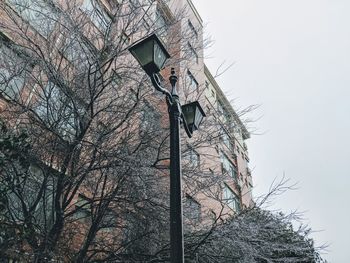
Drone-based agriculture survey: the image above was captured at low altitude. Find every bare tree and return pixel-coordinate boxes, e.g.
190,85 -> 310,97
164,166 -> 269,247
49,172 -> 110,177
0,0 -> 219,262
184,207 -> 326,263
0,0 -> 325,262
180,176 -> 327,263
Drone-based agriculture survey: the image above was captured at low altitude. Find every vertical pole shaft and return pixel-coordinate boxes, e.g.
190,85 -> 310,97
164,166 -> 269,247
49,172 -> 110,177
169,100 -> 184,263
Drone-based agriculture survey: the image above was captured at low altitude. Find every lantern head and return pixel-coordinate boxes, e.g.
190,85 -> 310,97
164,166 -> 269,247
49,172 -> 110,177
129,34 -> 170,76
182,101 -> 206,135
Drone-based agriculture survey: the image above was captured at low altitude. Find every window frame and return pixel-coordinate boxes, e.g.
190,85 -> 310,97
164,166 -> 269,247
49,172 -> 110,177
186,70 -> 199,92
217,100 -> 224,114
0,39 -> 27,99
81,0 -> 112,33
223,184 -> 240,212
7,0 -> 56,37
220,151 -> 237,180
185,194 -> 201,222
188,42 -> 199,63
221,128 -> 233,151
184,148 -> 200,168
188,19 -> 198,39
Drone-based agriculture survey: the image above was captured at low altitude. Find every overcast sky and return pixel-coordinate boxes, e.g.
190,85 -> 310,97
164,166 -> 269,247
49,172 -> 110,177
191,0 -> 350,262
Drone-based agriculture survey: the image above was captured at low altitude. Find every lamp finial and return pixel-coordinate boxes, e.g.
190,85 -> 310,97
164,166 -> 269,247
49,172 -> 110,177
169,68 -> 178,97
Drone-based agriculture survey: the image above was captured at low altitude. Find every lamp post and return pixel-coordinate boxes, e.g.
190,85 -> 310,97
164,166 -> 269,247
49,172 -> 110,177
129,34 -> 205,263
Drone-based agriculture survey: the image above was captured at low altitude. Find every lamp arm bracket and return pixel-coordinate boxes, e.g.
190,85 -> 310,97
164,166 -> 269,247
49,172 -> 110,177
166,95 -> 172,109
151,73 -> 173,103
150,73 -> 192,138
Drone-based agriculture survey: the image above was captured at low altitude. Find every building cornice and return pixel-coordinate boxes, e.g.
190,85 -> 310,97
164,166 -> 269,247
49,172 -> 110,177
185,0 -> 203,27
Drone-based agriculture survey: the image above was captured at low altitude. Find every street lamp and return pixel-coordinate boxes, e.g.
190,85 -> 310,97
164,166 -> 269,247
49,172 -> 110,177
129,34 -> 170,77
129,34 -> 206,263
181,101 -> 206,135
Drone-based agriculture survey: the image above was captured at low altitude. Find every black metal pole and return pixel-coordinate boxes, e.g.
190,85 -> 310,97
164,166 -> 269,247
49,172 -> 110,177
169,69 -> 184,263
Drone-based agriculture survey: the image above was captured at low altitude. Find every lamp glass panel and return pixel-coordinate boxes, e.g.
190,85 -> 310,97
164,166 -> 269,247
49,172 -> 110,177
130,40 -> 154,67
194,106 -> 204,128
194,107 -> 201,128
154,42 -> 167,70
183,105 -> 195,126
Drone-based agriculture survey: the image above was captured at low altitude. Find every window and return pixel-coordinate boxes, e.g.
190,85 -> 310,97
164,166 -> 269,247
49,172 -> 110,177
141,17 -> 151,30
211,89 -> 216,99
130,0 -> 140,8
210,210 -> 217,222
221,128 -> 232,151
155,7 -> 168,30
119,32 -> 131,46
154,6 -> 169,41
206,105 -> 211,115
217,100 -> 224,114
188,42 -> 198,63
220,151 -> 237,180
188,20 -> 198,39
7,0 -> 56,37
184,148 -> 200,168
110,70 -> 122,87
81,0 -> 111,32
60,33 -> 90,64
34,82 -> 83,141
100,208 -> 117,229
234,127 -> 243,144
75,194 -> 92,220
131,0 -> 153,7
140,103 -> 156,131
229,165 -> 237,180
243,142 -> 248,151
223,185 -> 240,212
0,40 -> 25,99
3,165 -> 55,228
184,195 -> 201,221
186,70 -> 198,92
217,100 -> 230,123
0,67 -> 24,99
230,121 -> 236,129
246,167 -> 251,175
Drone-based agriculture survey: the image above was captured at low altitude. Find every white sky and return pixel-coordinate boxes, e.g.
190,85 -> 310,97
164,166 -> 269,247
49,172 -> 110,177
191,0 -> 350,262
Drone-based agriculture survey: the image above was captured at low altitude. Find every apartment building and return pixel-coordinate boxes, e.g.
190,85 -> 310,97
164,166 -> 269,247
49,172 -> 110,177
157,0 -> 253,218
0,0 -> 253,261
203,65 -> 253,208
